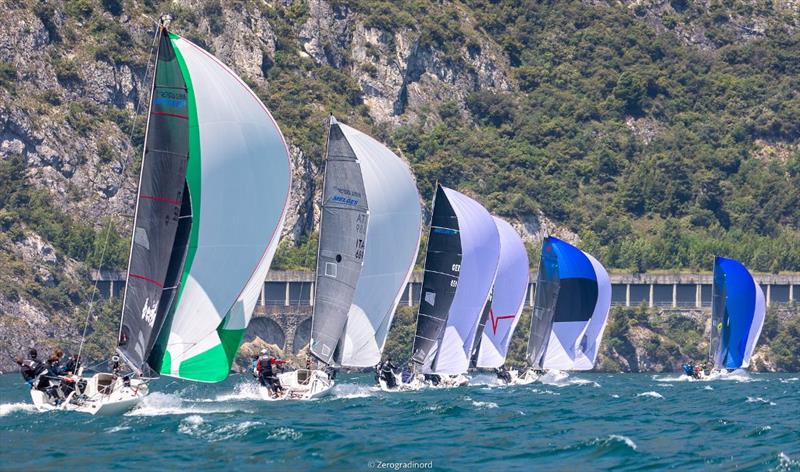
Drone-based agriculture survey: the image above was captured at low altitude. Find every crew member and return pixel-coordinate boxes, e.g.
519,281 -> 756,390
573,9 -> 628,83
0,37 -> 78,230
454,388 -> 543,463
379,357 -> 397,388
496,365 -> 512,384
257,350 -> 287,397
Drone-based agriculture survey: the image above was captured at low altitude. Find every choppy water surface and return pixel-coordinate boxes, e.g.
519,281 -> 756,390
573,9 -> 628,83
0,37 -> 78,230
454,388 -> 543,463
1,372 -> 798,470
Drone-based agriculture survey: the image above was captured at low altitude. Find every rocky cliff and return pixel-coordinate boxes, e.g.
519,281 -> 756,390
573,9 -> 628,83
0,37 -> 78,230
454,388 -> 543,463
1,0 -> 798,371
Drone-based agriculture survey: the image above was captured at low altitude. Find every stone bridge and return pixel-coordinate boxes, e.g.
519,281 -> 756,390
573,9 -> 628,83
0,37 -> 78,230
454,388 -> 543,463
91,270 -> 799,354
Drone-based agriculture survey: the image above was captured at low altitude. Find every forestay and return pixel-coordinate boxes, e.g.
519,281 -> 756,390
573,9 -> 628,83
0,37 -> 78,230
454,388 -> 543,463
709,256 -> 765,370
118,29 -> 291,382
526,237 -> 611,371
475,217 -> 530,368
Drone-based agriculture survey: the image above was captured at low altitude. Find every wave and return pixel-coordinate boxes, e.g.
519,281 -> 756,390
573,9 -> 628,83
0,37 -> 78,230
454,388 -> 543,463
332,383 -> 379,399
538,371 -> 600,388
776,452 -> 800,471
746,425 -> 772,437
637,391 -> 664,399
178,414 -> 263,442
600,434 -> 638,451
267,426 -> 303,441
746,396 -> 776,406
652,374 -> 695,383
779,377 -> 798,384
127,392 -> 252,416
105,425 -> 131,433
463,396 -> 498,409
530,388 -> 561,396
209,382 -> 274,402
0,402 -> 38,417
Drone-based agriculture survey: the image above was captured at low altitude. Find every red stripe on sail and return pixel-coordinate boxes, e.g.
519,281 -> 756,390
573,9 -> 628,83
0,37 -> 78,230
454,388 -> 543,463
490,309 -> 517,335
140,195 -> 181,206
151,111 -> 188,120
129,273 -> 164,288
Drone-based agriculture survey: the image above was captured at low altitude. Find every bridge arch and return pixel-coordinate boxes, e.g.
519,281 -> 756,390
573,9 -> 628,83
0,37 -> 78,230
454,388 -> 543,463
244,317 -> 285,350
292,317 -> 312,354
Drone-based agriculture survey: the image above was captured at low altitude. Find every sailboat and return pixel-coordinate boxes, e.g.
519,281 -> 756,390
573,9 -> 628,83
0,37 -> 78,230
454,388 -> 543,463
30,20 -> 291,413
407,184 -> 500,388
683,256 -> 765,380
514,236 -> 611,384
275,116 -> 422,398
470,217 -> 529,380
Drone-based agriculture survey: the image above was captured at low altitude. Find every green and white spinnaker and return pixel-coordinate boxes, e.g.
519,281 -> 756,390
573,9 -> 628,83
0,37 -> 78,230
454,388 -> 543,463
117,27 -> 291,382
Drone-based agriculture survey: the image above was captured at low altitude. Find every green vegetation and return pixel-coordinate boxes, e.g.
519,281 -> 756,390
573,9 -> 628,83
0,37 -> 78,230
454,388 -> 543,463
380,1 -> 799,273
271,233 -> 319,271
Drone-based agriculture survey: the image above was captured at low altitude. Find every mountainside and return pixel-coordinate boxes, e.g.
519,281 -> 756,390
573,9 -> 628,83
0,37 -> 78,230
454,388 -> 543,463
0,0 -> 798,369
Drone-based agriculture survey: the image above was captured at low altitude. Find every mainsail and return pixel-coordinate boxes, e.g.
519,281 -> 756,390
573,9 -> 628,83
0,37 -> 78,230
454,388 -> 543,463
526,237 -> 611,371
709,256 -> 765,370
117,28 -> 291,382
411,185 -> 500,375
310,117 -> 422,367
474,217 -> 530,368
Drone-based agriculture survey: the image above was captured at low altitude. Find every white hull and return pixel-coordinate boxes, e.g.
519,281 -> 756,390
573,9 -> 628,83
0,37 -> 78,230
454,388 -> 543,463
30,373 -> 147,415
680,368 -> 751,382
266,369 -> 334,400
504,369 -> 539,385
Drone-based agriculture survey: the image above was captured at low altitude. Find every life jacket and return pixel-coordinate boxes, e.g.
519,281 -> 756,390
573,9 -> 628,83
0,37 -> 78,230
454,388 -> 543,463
259,356 -> 276,376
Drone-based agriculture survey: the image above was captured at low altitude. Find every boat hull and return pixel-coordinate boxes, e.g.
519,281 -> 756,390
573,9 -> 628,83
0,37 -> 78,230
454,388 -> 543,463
30,373 -> 147,415
269,369 -> 334,400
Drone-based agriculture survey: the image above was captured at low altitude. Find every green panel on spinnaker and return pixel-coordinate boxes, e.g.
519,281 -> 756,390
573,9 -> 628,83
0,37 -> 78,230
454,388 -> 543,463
176,328 -> 244,382
177,344 -> 230,383
219,328 -> 246,367
157,31 -> 291,383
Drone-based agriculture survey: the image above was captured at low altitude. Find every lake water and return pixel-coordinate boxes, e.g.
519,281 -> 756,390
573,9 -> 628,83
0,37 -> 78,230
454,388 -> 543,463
1,372 -> 798,470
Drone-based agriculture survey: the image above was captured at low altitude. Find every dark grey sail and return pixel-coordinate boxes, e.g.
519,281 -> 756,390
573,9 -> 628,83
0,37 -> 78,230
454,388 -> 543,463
469,291 -> 493,367
708,258 -> 725,367
117,29 -> 191,376
410,185 -> 462,369
525,239 -> 559,369
310,117 -> 369,365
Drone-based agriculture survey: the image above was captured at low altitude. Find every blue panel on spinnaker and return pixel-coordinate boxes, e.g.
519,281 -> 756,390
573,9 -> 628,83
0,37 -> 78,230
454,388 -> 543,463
547,237 -> 596,281
715,256 -> 759,369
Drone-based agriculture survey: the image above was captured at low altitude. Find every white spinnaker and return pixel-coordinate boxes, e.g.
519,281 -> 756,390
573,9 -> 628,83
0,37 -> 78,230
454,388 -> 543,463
336,123 -> 422,367
430,187 -> 500,375
163,36 -> 290,379
571,254 -> 611,370
742,282 -> 766,368
475,217 -> 529,368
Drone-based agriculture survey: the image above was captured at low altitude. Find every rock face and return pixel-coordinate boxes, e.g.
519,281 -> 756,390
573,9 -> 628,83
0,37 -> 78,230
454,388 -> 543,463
0,0 -> 797,372
300,0 -> 513,125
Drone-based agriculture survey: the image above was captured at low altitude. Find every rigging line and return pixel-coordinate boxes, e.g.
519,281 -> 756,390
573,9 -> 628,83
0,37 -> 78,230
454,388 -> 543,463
76,24 -> 161,364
